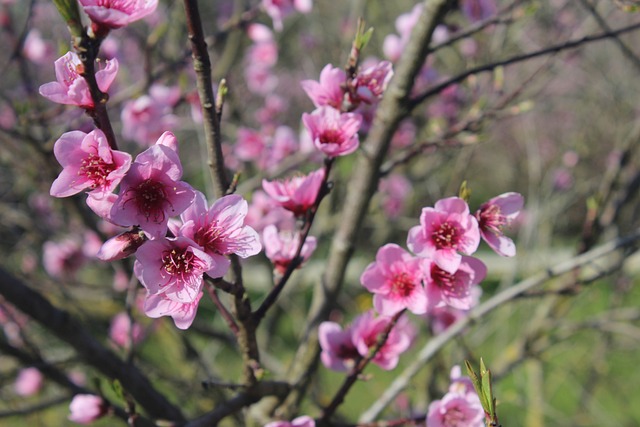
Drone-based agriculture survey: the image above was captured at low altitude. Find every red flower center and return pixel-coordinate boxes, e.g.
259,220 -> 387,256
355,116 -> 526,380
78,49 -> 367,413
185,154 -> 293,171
79,153 -> 115,189
126,179 -> 169,221
162,248 -> 197,279
391,272 -> 415,297
431,221 -> 459,249
319,129 -> 342,145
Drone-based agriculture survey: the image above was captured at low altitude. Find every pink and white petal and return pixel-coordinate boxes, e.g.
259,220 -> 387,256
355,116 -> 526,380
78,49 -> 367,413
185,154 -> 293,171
86,193 -> 118,222
205,253 -> 231,279
434,196 -> 469,215
50,168 -> 89,197
95,58 -> 119,92
406,225 -> 429,257
434,248 -> 461,274
483,230 -> 515,257
492,192 -> 524,215
373,294 -> 406,316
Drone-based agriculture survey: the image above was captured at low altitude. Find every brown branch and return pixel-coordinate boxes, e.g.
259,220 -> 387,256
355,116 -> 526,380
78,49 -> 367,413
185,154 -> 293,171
0,267 -> 185,423
183,0 -> 228,198
409,21 -> 640,109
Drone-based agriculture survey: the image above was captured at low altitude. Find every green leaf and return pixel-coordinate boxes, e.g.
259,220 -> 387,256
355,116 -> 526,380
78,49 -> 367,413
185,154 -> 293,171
111,379 -> 125,402
459,181 -> 471,202
52,0 -> 83,39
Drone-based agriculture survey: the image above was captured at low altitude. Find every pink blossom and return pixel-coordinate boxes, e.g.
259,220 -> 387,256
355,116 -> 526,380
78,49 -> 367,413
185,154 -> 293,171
319,321 -> 360,371
50,129 -> 131,199
302,106 -> 362,157
110,132 -> 195,237
247,23 -> 274,42
245,190 -> 296,233
43,238 -> 86,278
144,291 -> 203,330
97,229 -> 147,261
262,0 -> 312,32
135,236 -> 215,303
79,0 -> 158,29
262,168 -> 324,216
15,367 -> 43,397
121,84 -> 180,145
245,63 -> 278,95
378,174 -> 412,218
235,127 -> 267,163
22,29 -> 54,65
248,38 -> 278,68
109,312 -> 144,349
426,392 -> 484,427
353,60 -> 394,104
460,0 -> 497,23
424,256 -> 486,310
178,191 -> 262,275
263,225 -> 316,274
68,394 -> 107,425
475,192 -> 524,257
360,244 -> 427,316
351,311 -> 415,370
383,4 -> 423,62
391,119 -> 416,149
300,64 -> 346,109
265,415 -> 315,427
265,126 -> 299,170
39,52 -> 118,108
407,197 -> 480,274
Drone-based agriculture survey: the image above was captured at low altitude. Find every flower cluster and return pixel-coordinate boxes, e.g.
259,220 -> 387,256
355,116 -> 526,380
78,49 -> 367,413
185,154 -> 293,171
319,193 -> 522,372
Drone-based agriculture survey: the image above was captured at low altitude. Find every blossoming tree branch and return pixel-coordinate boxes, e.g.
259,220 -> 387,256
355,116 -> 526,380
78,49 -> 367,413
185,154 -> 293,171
1,0 -> 640,426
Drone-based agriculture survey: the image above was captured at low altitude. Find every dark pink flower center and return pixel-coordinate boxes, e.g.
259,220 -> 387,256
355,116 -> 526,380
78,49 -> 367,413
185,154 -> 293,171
391,272 -> 415,297
476,204 -> 505,235
95,0 -> 137,12
161,248 -> 198,279
431,265 -> 455,289
336,342 -> 359,360
125,179 -> 170,221
442,407 -> 467,427
431,221 -> 460,249
79,153 -> 116,189
319,129 -> 342,145
63,61 -> 84,86
194,220 -> 225,253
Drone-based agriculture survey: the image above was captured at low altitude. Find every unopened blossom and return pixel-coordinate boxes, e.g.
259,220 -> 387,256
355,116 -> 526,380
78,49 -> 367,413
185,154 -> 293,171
39,51 -> 118,108
319,321 -> 360,371
262,0 -> 312,32
109,312 -> 144,349
135,236 -> 215,303
300,64 -> 346,109
461,0 -> 497,23
262,168 -> 324,216
50,129 -> 131,199
302,106 -> 362,157
97,229 -> 147,261
144,291 -> 203,330
425,256 -> 486,310
179,191 -> 261,277
353,60 -> 394,104
110,132 -> 195,237
360,244 -> 427,316
263,225 -> 316,274
121,85 -> 180,145
265,416 -> 315,427
351,310 -> 415,370
475,192 -> 524,257
68,394 -> 107,425
15,367 -> 43,397
407,197 -> 480,274
79,0 -> 158,29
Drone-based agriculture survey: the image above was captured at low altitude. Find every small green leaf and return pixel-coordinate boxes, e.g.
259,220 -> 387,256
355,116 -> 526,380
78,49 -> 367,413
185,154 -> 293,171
52,0 -> 83,39
111,379 -> 125,401
459,181 -> 471,202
